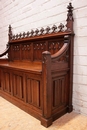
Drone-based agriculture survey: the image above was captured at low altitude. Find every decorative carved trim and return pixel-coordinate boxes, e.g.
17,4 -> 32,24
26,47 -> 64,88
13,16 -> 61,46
8,3 -> 73,42
10,24 -> 66,41
58,23 -> 64,32
52,25 -> 57,33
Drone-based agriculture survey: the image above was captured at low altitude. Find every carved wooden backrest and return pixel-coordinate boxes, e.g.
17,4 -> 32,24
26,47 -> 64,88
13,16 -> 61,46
4,3 -> 73,63
8,37 -> 65,61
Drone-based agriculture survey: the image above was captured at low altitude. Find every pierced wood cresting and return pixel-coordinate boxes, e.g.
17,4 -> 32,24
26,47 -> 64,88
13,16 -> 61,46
0,3 -> 74,127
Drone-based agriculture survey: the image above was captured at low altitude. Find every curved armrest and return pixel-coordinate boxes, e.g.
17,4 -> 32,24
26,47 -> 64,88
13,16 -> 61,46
51,35 -> 70,61
51,42 -> 69,59
0,46 -> 9,57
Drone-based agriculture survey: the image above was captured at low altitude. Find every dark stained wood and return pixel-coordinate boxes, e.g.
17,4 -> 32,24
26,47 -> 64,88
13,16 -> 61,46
3,70 -> 11,94
0,3 -> 74,127
41,51 -> 52,127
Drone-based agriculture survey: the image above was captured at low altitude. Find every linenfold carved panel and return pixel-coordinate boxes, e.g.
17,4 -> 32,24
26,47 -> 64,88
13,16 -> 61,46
26,78 -> 41,108
13,73 -> 24,100
53,77 -> 66,107
3,71 -> 11,93
0,69 -> 1,89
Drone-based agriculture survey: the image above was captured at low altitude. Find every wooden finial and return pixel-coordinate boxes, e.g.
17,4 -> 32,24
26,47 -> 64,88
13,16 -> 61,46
67,3 -> 73,21
8,25 -> 12,41
66,3 -> 73,32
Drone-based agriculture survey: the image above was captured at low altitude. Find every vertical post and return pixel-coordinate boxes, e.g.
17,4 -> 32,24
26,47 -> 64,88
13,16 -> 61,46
66,3 -> 74,112
41,51 -> 52,127
8,25 -> 12,42
8,25 -> 12,61
68,34 -> 74,112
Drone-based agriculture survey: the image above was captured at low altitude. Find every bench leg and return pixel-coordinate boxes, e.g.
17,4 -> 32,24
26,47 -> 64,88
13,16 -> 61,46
41,117 -> 52,127
68,105 -> 73,113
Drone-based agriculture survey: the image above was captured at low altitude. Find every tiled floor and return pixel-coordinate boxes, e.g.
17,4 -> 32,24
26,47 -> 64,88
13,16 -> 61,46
0,96 -> 87,130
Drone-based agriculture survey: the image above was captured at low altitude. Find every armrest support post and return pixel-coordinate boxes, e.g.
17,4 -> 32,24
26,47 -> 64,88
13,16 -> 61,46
41,51 -> 52,127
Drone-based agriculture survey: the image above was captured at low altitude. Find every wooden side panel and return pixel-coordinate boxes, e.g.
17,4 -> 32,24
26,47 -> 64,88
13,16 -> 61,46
13,72 -> 24,100
26,77 -> 41,108
32,80 -> 40,107
26,78 -> 32,103
0,69 -> 1,89
53,77 -> 65,107
3,71 -> 11,94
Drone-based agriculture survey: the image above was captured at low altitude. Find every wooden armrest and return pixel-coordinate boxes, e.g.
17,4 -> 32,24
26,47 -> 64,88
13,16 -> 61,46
51,42 -> 69,59
51,35 -> 70,61
0,45 -> 9,57
42,35 -> 70,62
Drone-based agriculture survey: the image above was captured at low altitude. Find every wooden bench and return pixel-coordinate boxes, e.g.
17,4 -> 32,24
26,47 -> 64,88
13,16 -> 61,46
0,3 -> 74,127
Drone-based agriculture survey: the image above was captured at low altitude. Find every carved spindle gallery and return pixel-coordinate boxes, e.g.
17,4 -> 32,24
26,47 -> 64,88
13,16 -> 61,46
45,26 -> 50,34
35,29 -> 39,36
52,25 -> 57,32
26,31 -> 30,37
58,23 -> 64,31
19,33 -> 22,39
30,29 -> 34,36
40,27 -> 44,34
23,32 -> 26,38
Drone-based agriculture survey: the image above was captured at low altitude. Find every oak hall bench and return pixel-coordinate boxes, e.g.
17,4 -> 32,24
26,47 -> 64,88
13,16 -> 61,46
0,3 -> 74,127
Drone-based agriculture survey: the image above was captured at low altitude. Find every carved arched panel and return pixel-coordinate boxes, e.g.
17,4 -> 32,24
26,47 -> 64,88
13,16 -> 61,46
12,44 -> 20,60
48,39 -> 64,55
21,43 -> 31,60
33,42 -> 46,61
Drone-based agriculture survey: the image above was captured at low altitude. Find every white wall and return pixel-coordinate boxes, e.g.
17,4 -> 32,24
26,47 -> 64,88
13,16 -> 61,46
0,0 -> 87,116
